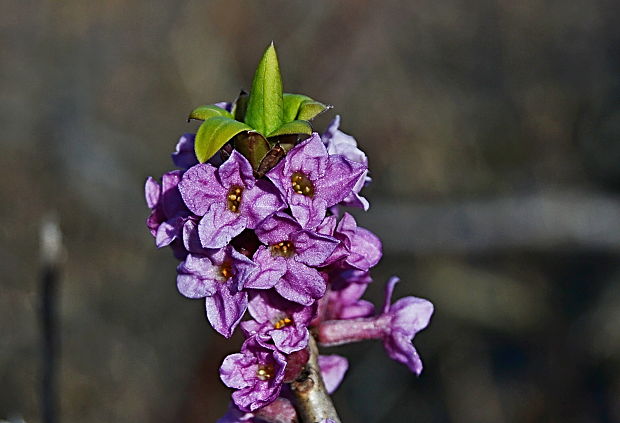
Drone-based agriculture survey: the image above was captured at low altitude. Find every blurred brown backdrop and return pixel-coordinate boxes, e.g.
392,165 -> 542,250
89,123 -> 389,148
2,0 -> 620,422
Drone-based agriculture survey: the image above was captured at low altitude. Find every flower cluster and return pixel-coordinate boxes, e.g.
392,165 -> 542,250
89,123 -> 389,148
146,117 -> 433,418
145,44 -> 433,423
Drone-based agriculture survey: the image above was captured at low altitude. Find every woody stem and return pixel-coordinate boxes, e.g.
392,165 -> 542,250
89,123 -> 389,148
289,336 -> 341,423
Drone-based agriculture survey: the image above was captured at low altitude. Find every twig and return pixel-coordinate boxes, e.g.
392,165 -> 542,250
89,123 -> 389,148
289,336 -> 341,423
40,216 -> 63,423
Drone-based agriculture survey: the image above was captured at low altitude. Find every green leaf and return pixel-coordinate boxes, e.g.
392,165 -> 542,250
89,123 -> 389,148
194,116 -> 252,163
231,90 -> 249,122
187,105 -> 232,122
283,93 -> 330,122
234,132 -> 271,170
283,94 -> 312,122
267,120 -> 312,138
297,100 -> 329,121
245,42 -> 284,135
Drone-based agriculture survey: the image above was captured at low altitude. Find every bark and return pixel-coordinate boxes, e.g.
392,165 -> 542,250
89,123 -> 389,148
289,336 -> 341,423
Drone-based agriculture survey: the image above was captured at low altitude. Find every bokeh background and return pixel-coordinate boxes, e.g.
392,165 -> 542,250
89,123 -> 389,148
2,0 -> 620,422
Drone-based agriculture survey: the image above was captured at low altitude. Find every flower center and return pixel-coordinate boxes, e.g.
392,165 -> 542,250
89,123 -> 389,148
219,258 -> 235,281
273,315 -> 294,329
256,364 -> 275,381
291,172 -> 314,197
270,241 -> 295,258
227,185 -> 244,213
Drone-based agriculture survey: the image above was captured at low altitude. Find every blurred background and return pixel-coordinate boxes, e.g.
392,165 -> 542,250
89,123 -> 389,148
2,0 -> 620,422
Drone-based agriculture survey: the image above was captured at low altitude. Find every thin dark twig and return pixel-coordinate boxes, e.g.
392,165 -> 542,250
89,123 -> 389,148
40,217 -> 63,423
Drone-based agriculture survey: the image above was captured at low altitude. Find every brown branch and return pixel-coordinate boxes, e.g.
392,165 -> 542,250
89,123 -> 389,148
289,336 -> 341,423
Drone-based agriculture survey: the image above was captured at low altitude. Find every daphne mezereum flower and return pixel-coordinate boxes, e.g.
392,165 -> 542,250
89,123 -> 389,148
267,134 -> 367,229
318,354 -> 348,394
216,397 -> 298,423
244,212 -> 338,306
325,270 -> 375,320
176,223 -> 258,337
316,213 -> 382,271
171,133 -> 199,170
241,290 -> 316,354
179,150 -> 285,249
321,115 -> 371,210
216,403 -> 255,423
220,337 -> 287,412
145,170 -> 191,250
317,277 -> 434,375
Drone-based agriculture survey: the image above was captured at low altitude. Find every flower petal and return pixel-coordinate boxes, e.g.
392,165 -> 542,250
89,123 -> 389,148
161,170 -> 186,218
205,286 -> 248,338
176,254 -> 218,298
322,115 -> 367,165
347,227 -> 382,271
228,247 -> 259,290
171,133 -> 198,170
290,195 -> 327,230
271,326 -> 309,354
144,177 -> 161,209
182,219 -> 206,254
247,290 -> 288,323
390,296 -> 434,337
315,155 -> 367,207
215,403 -> 255,423
244,247 -> 287,290
218,150 -> 255,189
383,331 -> 423,375
220,353 -> 254,390
282,134 -> 328,181
179,163 -> 226,216
291,230 -> 339,267
383,276 -> 400,313
241,180 -> 286,229
318,354 -> 349,394
254,212 -> 300,245
338,300 -> 375,320
155,217 -> 184,248
198,203 -> 247,249
275,262 -> 326,306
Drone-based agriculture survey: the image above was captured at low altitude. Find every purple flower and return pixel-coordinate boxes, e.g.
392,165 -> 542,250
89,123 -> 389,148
326,270 -> 375,320
328,267 -> 373,287
321,115 -> 371,210
267,134 -> 367,229
145,170 -> 190,249
220,337 -> 287,412
318,354 -> 348,394
216,398 -> 297,423
317,277 -> 434,375
216,403 -> 255,423
171,133 -> 199,170
179,151 -> 286,248
176,224 -> 258,337
245,212 -> 338,306
317,213 -> 382,271
215,101 -> 233,112
241,291 -> 316,354
380,277 -> 434,374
